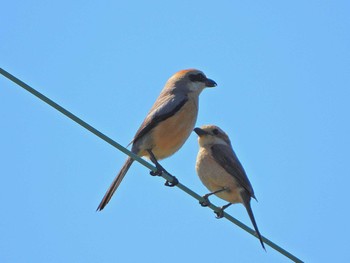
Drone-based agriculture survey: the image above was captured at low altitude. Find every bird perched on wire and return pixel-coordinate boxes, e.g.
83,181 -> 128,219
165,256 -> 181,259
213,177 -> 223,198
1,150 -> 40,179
194,125 -> 265,249
97,69 -> 217,211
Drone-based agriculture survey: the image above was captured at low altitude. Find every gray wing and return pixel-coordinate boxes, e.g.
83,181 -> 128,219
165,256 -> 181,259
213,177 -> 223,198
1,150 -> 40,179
211,144 -> 255,199
130,91 -> 188,146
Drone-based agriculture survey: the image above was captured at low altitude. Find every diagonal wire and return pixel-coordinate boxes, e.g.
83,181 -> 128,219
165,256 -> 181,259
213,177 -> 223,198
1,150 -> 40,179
0,68 -> 303,263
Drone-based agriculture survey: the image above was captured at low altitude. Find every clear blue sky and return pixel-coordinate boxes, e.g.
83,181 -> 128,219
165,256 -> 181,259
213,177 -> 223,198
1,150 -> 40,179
1,1 -> 349,262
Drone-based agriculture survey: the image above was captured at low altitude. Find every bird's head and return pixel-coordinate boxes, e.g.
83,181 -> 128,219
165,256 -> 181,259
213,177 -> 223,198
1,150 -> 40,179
167,69 -> 217,94
194,125 -> 231,147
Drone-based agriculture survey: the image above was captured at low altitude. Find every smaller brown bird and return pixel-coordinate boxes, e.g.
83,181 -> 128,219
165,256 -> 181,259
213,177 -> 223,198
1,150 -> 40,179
194,125 -> 265,249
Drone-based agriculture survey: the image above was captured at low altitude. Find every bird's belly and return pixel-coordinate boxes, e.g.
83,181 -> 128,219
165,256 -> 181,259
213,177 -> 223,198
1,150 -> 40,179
146,100 -> 198,160
196,150 -> 243,204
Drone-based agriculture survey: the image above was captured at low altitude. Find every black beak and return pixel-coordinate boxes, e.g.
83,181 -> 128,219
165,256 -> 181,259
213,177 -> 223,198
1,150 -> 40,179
194,127 -> 208,137
205,78 -> 217,87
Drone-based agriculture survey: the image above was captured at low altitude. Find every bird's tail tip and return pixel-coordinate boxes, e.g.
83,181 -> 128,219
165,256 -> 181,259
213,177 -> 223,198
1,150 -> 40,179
96,206 -> 104,212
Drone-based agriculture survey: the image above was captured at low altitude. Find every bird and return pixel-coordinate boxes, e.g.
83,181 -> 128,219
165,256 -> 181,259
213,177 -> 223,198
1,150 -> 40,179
194,125 -> 265,249
96,69 -> 217,211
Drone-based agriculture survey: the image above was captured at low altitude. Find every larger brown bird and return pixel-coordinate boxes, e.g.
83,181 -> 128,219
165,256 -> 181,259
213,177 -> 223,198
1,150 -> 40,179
97,69 -> 217,211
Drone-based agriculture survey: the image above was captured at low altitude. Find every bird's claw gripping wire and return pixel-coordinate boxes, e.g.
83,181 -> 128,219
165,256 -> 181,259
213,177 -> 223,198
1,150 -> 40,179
149,169 -> 179,187
214,203 -> 232,219
215,209 -> 225,219
199,194 -> 211,207
147,149 -> 178,187
199,188 -> 228,208
164,176 -> 178,187
150,169 -> 162,176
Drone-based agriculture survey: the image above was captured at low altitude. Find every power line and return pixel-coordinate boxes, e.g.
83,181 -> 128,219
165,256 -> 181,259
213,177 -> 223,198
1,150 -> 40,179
0,68 -> 303,263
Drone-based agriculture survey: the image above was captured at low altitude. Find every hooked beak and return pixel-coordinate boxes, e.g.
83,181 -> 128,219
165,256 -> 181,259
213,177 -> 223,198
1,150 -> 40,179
194,127 -> 209,137
205,78 -> 217,87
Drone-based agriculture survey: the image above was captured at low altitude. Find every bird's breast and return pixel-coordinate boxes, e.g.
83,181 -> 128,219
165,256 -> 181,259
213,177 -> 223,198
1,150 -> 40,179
145,98 -> 198,160
196,147 -> 243,204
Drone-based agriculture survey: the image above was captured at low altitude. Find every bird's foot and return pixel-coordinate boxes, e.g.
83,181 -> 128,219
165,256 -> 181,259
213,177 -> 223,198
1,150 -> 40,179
199,195 -> 211,207
164,176 -> 179,187
214,203 -> 231,219
149,167 -> 178,187
149,163 -> 169,176
148,149 -> 167,177
147,149 -> 178,186
150,169 -> 162,176
215,209 -> 225,219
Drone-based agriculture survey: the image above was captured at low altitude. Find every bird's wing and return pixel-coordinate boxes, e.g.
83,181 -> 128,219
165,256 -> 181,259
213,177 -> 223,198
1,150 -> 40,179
130,92 -> 188,146
211,144 -> 255,199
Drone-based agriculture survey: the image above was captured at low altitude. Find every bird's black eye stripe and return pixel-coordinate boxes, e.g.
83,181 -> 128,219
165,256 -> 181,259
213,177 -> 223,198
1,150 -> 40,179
189,73 -> 206,82
213,128 -> 219,135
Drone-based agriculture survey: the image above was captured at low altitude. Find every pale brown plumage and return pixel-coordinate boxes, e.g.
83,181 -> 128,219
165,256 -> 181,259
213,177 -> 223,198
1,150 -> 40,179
195,125 -> 265,249
96,69 -> 216,211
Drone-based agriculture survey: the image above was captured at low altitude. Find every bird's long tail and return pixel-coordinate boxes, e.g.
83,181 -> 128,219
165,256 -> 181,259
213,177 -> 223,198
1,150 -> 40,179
96,157 -> 134,211
242,192 -> 265,250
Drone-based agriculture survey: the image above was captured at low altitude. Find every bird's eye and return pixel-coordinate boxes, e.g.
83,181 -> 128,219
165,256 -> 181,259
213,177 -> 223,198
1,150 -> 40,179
189,73 -> 206,82
212,129 -> 219,135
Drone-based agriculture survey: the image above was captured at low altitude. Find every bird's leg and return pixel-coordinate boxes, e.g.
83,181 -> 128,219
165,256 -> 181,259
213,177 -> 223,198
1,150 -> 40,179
215,203 -> 232,219
147,150 -> 179,187
147,149 -> 168,176
199,187 -> 227,207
